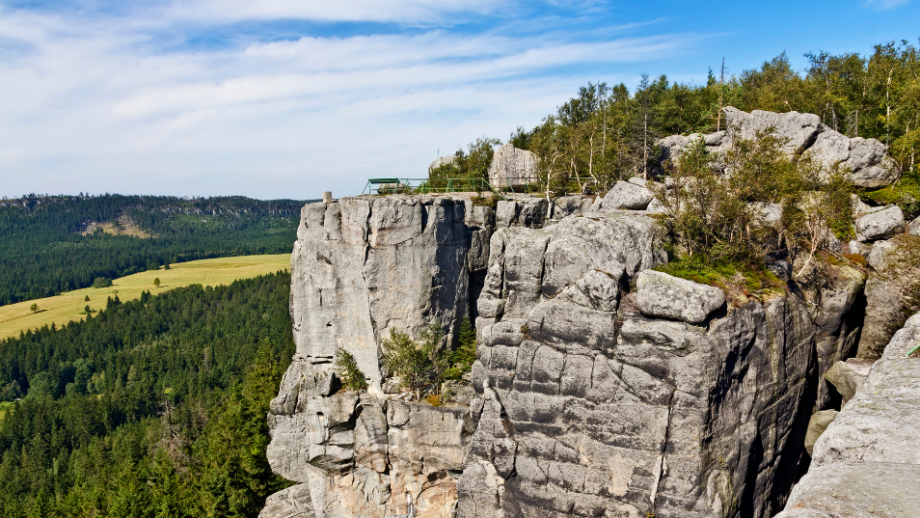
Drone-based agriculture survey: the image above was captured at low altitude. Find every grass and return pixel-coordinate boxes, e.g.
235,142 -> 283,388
0,254 -> 291,341
862,172 -> 920,219
654,256 -> 786,306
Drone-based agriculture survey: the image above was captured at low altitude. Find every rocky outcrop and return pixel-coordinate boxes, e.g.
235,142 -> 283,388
658,107 -> 899,189
592,181 -> 655,211
636,270 -> 725,323
854,205 -> 905,241
265,194 -> 873,518
489,145 -> 539,189
775,313 -> 920,518
459,210 -> 818,518
430,155 -> 458,173
856,235 -> 920,360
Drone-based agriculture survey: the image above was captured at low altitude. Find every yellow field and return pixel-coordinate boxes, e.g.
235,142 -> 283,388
0,254 -> 291,341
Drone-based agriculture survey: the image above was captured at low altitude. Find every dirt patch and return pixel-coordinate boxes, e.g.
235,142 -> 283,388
82,215 -> 153,238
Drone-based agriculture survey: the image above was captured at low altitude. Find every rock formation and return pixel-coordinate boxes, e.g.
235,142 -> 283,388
658,107 -> 899,189
429,155 -> 458,174
775,313 -> 920,517
488,144 -> 539,190
263,188 -> 884,518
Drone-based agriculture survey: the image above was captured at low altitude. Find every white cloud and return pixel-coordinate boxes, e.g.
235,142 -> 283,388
864,0 -> 911,9
0,2 -> 697,199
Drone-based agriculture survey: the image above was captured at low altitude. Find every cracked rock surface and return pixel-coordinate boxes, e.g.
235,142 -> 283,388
775,313 -> 920,518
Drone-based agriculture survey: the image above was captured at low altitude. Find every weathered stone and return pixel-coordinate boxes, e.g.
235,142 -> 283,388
804,410 -> 837,457
658,107 -> 899,190
854,205 -> 904,241
910,214 -> 920,236
495,199 -> 549,229
823,358 -> 873,405
593,181 -> 654,211
259,484 -> 315,518
488,144 -> 538,189
550,196 -> 594,220
429,155 -> 458,174
636,270 -> 725,324
724,106 -> 822,155
857,236 -> 920,359
645,196 -> 667,215
776,314 -> 920,518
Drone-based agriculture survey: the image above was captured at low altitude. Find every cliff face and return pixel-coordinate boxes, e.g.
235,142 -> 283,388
263,193 -> 865,518
460,215 -> 815,518
774,313 -> 920,517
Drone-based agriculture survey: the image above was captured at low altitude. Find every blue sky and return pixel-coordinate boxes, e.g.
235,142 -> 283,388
0,0 -> 918,199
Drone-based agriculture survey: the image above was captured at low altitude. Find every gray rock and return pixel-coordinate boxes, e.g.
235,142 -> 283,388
645,196 -> 667,215
857,238 -> 920,360
823,359 -> 874,405
910,215 -> 920,236
550,196 -> 594,220
854,205 -> 904,241
724,106 -> 822,155
804,410 -> 838,457
776,314 -> 920,518
593,181 -> 654,211
495,198 -> 549,229
488,144 -> 538,189
259,484 -> 315,518
751,201 -> 783,227
658,107 -> 899,190
636,270 -> 725,324
428,155 -> 457,174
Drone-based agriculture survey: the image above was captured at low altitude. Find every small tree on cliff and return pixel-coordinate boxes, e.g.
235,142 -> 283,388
382,324 -> 449,402
334,348 -> 367,392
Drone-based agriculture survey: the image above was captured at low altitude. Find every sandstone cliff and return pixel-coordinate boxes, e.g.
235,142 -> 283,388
261,190 -> 877,518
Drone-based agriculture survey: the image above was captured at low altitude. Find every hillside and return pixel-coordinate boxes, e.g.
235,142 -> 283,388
0,273 -> 294,517
0,194 -> 312,306
0,254 -> 291,341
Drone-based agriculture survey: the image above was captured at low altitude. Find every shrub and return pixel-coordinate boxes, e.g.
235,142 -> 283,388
445,316 -> 477,380
334,348 -> 367,392
92,277 -> 113,288
382,324 -> 450,402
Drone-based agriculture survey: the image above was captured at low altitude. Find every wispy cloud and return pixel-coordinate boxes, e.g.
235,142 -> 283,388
0,0 -> 700,198
863,0 -> 911,9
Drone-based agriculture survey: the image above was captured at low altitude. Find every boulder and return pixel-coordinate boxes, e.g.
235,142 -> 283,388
804,410 -> 838,457
550,195 -> 594,219
776,313 -> 920,517
910,215 -> 920,236
857,236 -> 920,359
645,196 -> 667,215
854,205 -> 904,241
751,201 -> 783,227
488,144 -> 538,189
724,106 -> 823,155
259,484 -> 315,518
823,358 -> 874,405
658,107 -> 899,190
636,270 -> 725,324
593,180 -> 654,211
428,155 -> 457,174
495,198 -> 549,229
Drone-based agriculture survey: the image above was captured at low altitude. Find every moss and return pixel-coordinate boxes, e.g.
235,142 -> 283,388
862,172 -> 920,219
655,256 -> 785,303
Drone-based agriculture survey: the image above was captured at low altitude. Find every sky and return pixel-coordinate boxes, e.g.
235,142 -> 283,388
0,0 -> 918,200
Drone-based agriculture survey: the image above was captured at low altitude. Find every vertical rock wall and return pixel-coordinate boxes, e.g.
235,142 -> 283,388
264,194 -> 867,518
458,213 -> 817,518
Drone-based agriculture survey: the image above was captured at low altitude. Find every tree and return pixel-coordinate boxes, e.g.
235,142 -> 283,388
85,295 -> 90,302
29,303 -> 37,313
382,329 -> 429,401
334,348 -> 367,392
154,278 -> 161,289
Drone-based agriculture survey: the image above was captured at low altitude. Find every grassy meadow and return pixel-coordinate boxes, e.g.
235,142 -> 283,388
0,254 -> 291,341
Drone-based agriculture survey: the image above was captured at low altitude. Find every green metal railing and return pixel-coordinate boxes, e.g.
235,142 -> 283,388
363,177 -> 503,196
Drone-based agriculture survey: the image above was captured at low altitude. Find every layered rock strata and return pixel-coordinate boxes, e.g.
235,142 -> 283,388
459,214 -> 817,518
265,194 -> 870,518
775,313 -> 920,517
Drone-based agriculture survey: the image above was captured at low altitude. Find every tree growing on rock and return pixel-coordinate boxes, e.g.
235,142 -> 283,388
382,324 -> 450,403
334,348 -> 367,392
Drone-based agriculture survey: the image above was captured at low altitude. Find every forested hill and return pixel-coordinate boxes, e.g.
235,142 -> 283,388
0,272 -> 294,517
0,194 -> 313,305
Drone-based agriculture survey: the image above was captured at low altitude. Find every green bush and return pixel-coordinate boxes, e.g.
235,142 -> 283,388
382,323 -> 451,402
91,277 -> 113,288
334,348 -> 367,392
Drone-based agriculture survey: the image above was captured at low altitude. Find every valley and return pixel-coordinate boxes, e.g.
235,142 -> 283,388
0,254 -> 291,341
